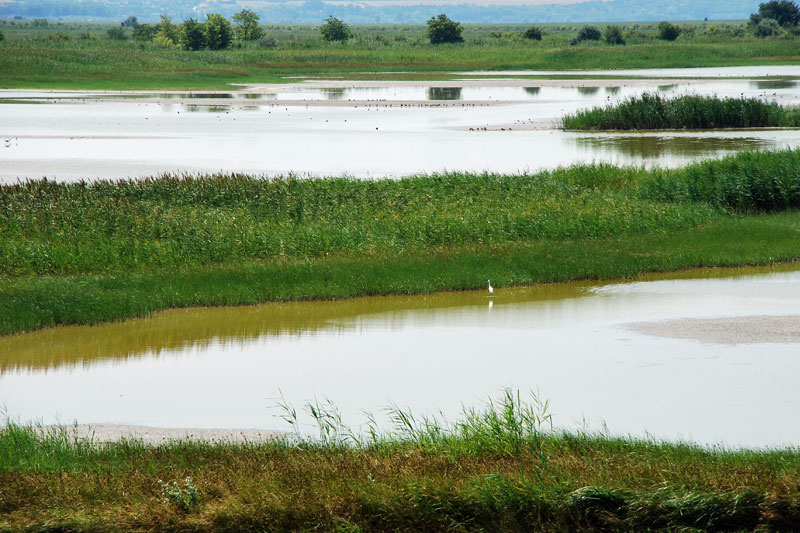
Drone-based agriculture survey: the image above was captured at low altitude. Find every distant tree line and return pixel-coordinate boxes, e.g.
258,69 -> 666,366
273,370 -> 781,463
107,9 -> 265,50
0,0 -> 778,25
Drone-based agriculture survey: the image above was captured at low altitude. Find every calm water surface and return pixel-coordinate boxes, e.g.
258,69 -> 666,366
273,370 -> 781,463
2,70 -> 800,181
2,264 -> 799,448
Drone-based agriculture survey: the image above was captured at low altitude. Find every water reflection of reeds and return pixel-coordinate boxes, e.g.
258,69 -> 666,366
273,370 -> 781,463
1,263 -> 793,373
0,282 -> 594,373
427,87 -> 462,101
573,135 -> 770,159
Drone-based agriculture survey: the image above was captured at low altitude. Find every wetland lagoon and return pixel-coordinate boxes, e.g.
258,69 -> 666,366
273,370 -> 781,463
2,66 -> 800,181
2,66 -> 800,443
4,63 -> 800,531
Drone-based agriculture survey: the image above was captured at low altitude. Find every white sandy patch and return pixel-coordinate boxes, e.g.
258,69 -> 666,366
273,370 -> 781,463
628,315 -> 800,345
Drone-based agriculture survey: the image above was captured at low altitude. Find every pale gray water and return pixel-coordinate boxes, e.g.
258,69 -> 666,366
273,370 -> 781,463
2,72 -> 800,182
2,265 -> 800,448
457,65 -> 800,78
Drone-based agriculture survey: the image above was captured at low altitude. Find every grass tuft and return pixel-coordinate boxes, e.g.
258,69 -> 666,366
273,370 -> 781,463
563,92 -> 800,130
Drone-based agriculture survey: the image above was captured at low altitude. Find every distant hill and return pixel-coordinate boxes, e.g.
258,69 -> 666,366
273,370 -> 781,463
0,0 -> 761,24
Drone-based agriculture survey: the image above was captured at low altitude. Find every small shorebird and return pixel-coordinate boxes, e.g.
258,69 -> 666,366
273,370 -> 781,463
488,279 -> 494,296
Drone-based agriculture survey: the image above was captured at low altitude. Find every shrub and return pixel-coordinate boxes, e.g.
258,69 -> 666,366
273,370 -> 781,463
106,27 -> 127,41
522,26 -> 542,40
78,31 -> 96,40
604,25 -> 625,45
754,18 -> 783,36
427,13 -> 463,44
577,25 -> 602,41
179,18 -> 205,50
658,21 -> 681,40
320,16 -> 350,41
204,13 -> 233,50
257,36 -> 277,48
132,23 -> 157,41
0,30 -> 4,42
154,33 -> 175,46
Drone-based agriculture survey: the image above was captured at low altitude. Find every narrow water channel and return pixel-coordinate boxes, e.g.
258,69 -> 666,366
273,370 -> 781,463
3,264 -> 799,448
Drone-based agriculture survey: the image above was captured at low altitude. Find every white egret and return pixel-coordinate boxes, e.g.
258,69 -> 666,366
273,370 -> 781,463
488,279 -> 494,296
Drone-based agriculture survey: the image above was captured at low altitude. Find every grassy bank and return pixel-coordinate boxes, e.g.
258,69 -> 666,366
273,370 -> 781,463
1,31 -> 799,89
563,93 -> 800,130
1,150 -> 800,335
3,391 -> 800,531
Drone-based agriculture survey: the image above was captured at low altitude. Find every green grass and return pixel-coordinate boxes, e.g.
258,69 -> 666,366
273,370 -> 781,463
2,150 -> 800,335
0,24 -> 799,89
3,390 -> 800,531
563,93 -> 800,130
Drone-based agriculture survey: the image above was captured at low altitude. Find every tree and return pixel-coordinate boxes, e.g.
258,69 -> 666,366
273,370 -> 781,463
121,16 -> 138,27
426,13 -> 463,44
522,26 -> 542,40
233,9 -> 264,41
154,15 -> 178,46
204,13 -> 233,50
106,26 -> 127,40
752,0 -> 800,27
657,21 -> 681,40
179,18 -> 206,50
604,25 -> 625,45
577,25 -> 602,41
320,16 -> 350,41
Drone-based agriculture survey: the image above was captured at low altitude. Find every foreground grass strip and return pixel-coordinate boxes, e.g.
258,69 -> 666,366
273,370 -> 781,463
2,150 -> 800,335
3,391 -> 800,531
563,92 -> 800,130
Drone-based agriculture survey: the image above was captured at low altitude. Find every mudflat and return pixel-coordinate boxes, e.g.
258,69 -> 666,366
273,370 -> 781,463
628,315 -> 800,345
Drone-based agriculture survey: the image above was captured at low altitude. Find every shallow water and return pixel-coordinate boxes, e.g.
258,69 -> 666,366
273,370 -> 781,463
3,264 -> 800,448
2,73 -> 800,182
457,65 -> 800,78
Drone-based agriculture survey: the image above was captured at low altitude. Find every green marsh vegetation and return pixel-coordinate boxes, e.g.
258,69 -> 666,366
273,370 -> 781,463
563,93 -> 800,130
2,149 -> 800,335
0,18 -> 799,89
4,390 -> 800,531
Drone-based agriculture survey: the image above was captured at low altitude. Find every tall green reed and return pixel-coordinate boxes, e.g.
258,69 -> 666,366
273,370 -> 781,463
563,92 -> 793,130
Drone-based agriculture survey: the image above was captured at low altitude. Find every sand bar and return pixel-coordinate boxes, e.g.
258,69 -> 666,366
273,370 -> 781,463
628,315 -> 800,345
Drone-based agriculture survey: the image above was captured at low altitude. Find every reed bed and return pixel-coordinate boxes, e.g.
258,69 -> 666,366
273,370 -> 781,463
0,167 -> 718,277
2,150 -> 800,335
3,390 -> 800,531
563,93 -> 800,130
